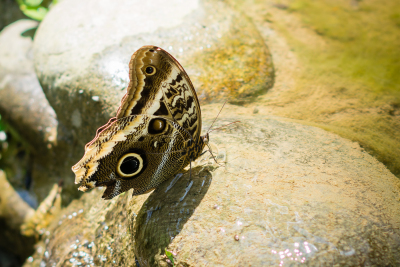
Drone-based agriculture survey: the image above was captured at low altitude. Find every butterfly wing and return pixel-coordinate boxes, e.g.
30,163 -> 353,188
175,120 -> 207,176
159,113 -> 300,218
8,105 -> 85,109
72,115 -> 192,199
116,45 -> 202,142
72,46 -> 203,199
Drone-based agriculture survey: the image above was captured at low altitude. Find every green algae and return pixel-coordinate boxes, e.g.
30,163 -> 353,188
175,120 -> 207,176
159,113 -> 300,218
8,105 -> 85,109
288,0 -> 400,94
231,0 -> 400,177
282,0 -> 400,177
188,11 -> 274,103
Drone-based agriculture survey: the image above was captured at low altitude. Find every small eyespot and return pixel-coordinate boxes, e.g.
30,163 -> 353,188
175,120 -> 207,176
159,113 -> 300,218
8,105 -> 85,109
117,153 -> 143,178
149,49 -> 155,52
148,118 -> 166,134
145,65 -> 156,75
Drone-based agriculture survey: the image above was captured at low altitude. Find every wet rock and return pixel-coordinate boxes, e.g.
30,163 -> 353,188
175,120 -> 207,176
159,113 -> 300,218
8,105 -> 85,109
23,111 -> 400,266
23,188 -> 147,267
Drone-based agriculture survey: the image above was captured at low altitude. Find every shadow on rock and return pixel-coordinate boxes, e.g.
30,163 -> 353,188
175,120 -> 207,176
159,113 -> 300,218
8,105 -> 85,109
133,166 -> 212,267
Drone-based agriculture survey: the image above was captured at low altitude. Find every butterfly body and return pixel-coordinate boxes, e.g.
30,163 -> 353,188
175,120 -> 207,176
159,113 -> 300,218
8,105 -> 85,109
72,46 -> 207,199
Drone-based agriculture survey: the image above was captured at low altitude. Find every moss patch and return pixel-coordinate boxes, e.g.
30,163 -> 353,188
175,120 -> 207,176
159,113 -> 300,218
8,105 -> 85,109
288,0 -> 400,94
230,0 -> 400,177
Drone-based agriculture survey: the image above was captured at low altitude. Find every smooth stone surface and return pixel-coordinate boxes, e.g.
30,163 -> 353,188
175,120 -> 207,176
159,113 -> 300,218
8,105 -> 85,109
33,0 -> 274,157
22,111 -> 400,266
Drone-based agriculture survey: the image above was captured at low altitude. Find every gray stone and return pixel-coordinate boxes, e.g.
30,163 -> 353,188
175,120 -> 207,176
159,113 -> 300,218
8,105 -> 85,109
23,112 -> 400,266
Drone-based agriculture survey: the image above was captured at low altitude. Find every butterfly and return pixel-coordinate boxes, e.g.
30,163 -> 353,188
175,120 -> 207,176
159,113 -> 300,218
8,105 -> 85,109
72,45 -> 209,199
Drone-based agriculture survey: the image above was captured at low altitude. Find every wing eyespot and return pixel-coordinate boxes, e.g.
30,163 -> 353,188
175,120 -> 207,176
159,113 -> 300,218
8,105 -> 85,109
145,65 -> 156,75
148,118 -> 166,134
117,153 -> 143,178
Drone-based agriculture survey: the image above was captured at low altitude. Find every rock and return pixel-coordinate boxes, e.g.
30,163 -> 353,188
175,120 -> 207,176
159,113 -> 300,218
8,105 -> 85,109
33,0 -> 274,158
0,19 -> 62,202
23,111 -> 400,266
0,19 -> 56,150
23,188 -> 146,267
0,0 -> 274,204
0,170 -> 35,266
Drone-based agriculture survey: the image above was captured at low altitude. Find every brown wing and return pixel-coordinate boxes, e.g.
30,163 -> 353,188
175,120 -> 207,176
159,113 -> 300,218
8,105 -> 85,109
115,45 -> 202,142
72,46 -> 204,199
72,115 -> 192,199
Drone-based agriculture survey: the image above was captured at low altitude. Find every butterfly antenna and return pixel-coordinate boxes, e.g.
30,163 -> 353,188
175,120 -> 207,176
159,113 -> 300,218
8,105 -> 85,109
208,121 -> 240,133
206,101 -> 228,134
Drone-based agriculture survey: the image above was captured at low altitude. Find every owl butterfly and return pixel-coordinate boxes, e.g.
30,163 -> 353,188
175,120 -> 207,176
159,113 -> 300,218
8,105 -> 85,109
72,45 -> 210,199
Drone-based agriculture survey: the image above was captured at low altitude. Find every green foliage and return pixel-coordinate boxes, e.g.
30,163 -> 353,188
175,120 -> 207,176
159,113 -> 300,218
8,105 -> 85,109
165,248 -> 175,267
15,0 -> 58,21
0,114 -> 5,132
0,114 -> 31,187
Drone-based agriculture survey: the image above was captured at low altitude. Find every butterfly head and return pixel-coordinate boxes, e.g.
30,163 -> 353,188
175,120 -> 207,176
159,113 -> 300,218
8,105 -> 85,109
202,133 -> 210,145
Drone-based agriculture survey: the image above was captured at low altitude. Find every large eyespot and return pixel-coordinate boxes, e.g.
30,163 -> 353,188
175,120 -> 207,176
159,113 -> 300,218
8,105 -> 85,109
148,118 -> 166,134
145,65 -> 156,75
117,153 -> 143,178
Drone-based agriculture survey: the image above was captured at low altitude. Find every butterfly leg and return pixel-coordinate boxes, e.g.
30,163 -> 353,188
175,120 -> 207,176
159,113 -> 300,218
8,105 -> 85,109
205,143 -> 224,166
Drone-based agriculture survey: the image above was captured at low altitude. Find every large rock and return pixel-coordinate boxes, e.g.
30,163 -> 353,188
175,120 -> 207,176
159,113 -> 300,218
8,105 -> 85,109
33,0 -> 274,160
0,0 -> 274,203
23,110 -> 400,266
